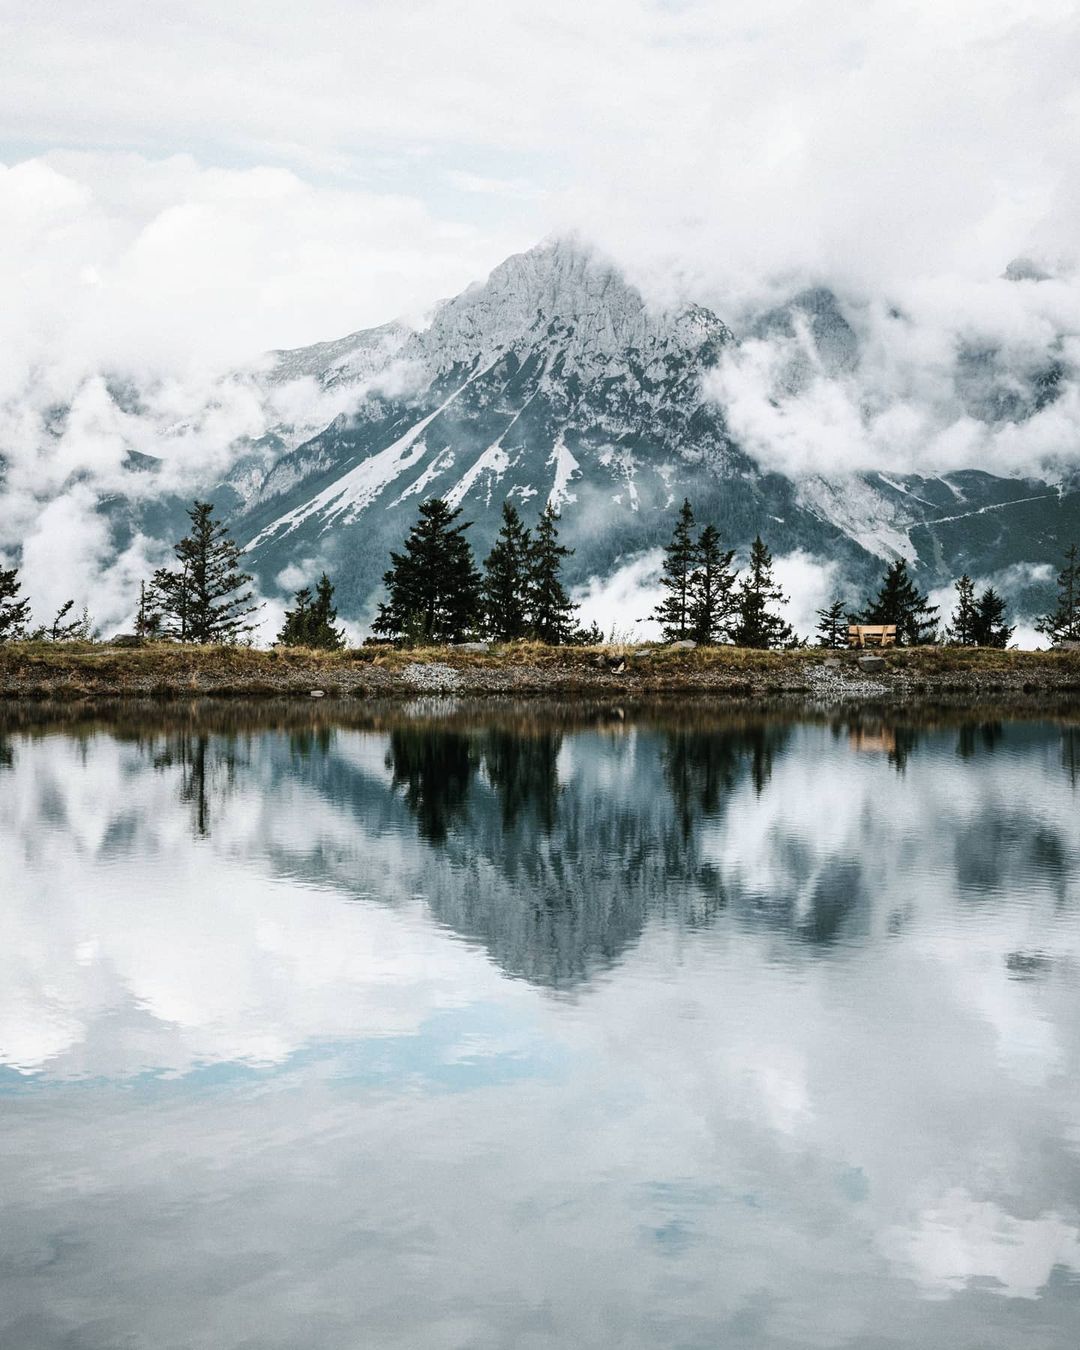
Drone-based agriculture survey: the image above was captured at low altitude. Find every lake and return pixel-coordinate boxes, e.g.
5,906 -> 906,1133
1,700 -> 1079,1349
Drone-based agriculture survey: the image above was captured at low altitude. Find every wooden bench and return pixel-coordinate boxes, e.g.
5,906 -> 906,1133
847,624 -> 897,649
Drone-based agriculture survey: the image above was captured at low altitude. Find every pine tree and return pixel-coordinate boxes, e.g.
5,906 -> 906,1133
35,600 -> 93,641
482,502 -> 533,641
861,558 -> 938,646
135,581 -> 162,638
689,524 -> 737,644
973,587 -> 1013,648
152,502 -> 260,643
278,574 -> 346,649
529,506 -> 577,644
732,536 -> 795,649
946,575 -> 979,646
815,597 -> 849,648
653,499 -> 697,641
0,564 -> 32,641
1035,544 -> 1080,645
372,497 -> 482,644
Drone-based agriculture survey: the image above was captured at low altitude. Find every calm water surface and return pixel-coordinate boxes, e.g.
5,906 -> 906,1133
1,701 -> 1079,1349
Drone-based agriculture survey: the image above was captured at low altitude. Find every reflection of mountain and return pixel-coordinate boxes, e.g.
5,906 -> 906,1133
3,704 -> 1078,994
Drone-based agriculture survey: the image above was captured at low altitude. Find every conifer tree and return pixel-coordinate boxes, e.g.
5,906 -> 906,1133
34,600 -> 93,641
373,497 -> 482,644
973,587 -> 1013,648
529,506 -> 577,644
861,558 -> 939,646
134,581 -> 162,638
151,502 -> 260,643
732,536 -> 795,649
653,499 -> 697,641
946,575 -> 979,646
0,564 -> 31,641
278,573 -> 346,649
689,524 -> 737,645
482,502 -> 533,641
1036,544 -> 1080,645
815,597 -> 849,648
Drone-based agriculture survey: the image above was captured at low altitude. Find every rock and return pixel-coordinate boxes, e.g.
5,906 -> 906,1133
310,689 -> 326,698
109,634 -> 145,647
668,639 -> 698,650
611,661 -> 627,674
822,658 -> 841,669
454,641 -> 491,652
1054,640 -> 1080,652
857,656 -> 887,672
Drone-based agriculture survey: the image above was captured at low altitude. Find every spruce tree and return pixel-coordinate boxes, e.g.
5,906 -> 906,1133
861,558 -> 938,646
153,502 -> 260,643
815,597 -> 849,648
653,499 -> 697,641
135,581 -> 162,638
0,564 -> 31,641
689,524 -> 737,645
36,600 -> 93,641
372,497 -> 482,644
1035,544 -> 1080,645
946,575 -> 979,646
278,574 -> 346,649
529,506 -> 577,644
732,536 -> 795,649
973,587 -> 1013,648
482,502 -> 532,641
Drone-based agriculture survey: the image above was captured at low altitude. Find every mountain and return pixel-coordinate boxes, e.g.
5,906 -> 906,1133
99,237 -> 1080,628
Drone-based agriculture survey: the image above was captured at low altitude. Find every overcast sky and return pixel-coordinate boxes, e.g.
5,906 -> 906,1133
3,0 -> 1079,367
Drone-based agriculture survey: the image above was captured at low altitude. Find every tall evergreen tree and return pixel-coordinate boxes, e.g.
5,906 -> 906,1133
153,502 -> 260,643
732,536 -> 795,649
653,499 -> 697,641
529,506 -> 577,644
134,581 -> 162,638
1036,543 -> 1080,645
861,558 -> 938,646
278,573 -> 346,649
689,524 -> 737,645
946,574 -> 979,646
34,599 -> 93,641
482,502 -> 533,641
0,564 -> 31,641
973,587 -> 1013,648
372,497 -> 482,643
815,597 -> 849,648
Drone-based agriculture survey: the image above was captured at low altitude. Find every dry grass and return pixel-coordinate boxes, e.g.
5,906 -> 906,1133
0,637 -> 1078,701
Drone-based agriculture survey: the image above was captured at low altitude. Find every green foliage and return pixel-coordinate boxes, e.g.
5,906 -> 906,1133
529,506 -> 578,645
732,536 -> 795,649
30,599 -> 95,641
689,524 -> 738,645
815,597 -> 848,648
974,586 -> 1013,648
861,558 -> 939,646
482,502 -> 533,641
134,581 -> 162,638
372,497 -> 482,644
0,564 -> 32,641
1035,543 -> 1080,645
151,501 -> 261,644
278,572 -> 346,649
946,575 -> 979,646
652,499 -> 697,641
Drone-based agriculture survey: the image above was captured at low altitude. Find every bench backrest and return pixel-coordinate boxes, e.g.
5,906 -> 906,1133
847,624 -> 897,649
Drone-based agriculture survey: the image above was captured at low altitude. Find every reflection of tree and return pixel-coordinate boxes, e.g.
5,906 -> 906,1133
663,725 -> 790,840
481,730 -> 562,831
152,732 -> 242,837
1063,728 -> 1080,790
386,729 -> 477,843
957,722 -> 1003,758
0,734 -> 11,769
289,726 -> 333,760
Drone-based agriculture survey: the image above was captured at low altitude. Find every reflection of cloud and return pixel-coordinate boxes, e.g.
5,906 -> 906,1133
882,1190 -> 1080,1299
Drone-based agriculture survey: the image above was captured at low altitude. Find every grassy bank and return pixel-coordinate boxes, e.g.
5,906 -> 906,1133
1,639 -> 1079,701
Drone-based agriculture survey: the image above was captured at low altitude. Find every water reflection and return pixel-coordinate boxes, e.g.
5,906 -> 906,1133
1,700 -> 1079,1349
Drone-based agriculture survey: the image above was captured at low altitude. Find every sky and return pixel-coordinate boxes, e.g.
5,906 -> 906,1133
2,1 -> 1079,634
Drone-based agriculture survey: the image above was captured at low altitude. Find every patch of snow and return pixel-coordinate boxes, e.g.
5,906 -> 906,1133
547,437 -> 581,510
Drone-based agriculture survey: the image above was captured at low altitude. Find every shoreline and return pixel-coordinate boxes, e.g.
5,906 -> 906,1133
1,640 -> 1079,704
